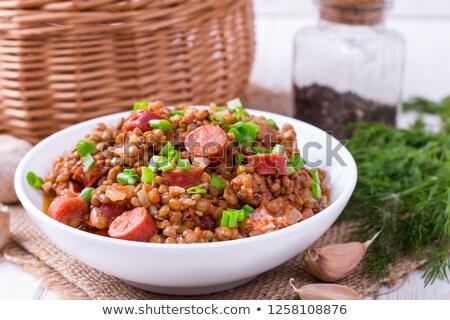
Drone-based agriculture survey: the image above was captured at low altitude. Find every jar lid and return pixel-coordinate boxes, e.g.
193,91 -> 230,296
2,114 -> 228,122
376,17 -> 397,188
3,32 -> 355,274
318,0 -> 392,25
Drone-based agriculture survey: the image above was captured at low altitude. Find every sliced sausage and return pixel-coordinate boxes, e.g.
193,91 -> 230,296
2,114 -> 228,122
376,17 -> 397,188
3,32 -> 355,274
184,125 -> 228,160
73,162 -> 109,188
249,205 -> 276,237
162,166 -> 205,189
246,154 -> 288,175
89,203 -> 126,229
68,180 -> 83,193
48,195 -> 89,227
252,116 -> 278,148
108,207 -> 157,242
123,109 -> 161,133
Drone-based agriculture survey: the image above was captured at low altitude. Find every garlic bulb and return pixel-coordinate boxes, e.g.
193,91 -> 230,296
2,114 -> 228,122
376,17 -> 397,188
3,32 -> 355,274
289,279 -> 361,300
0,203 -> 10,250
0,135 -> 33,204
304,231 -> 380,282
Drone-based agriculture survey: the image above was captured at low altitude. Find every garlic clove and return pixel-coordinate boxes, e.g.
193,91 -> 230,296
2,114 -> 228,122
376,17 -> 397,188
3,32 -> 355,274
289,278 -> 361,300
0,203 -> 10,250
304,231 -> 380,282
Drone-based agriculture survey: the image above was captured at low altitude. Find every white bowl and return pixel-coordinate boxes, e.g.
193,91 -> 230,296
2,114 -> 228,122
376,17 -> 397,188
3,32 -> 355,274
14,109 -> 357,295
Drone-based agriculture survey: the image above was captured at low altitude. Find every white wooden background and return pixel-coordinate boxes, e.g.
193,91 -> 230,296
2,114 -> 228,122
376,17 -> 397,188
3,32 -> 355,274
1,0 -> 449,300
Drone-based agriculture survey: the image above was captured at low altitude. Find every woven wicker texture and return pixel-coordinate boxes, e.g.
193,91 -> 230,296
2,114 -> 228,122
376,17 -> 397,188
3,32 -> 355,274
0,0 -> 255,143
3,205 -> 426,300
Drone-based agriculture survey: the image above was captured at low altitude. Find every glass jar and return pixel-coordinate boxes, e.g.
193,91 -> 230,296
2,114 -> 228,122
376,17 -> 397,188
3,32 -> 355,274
291,0 -> 406,139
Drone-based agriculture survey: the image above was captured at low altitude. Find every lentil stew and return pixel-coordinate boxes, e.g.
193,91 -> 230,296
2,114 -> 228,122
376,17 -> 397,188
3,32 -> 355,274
29,99 -> 330,243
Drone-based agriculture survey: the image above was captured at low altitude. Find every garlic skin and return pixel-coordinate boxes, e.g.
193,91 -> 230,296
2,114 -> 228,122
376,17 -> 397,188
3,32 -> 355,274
0,203 -> 10,250
304,232 -> 380,282
289,279 -> 361,300
0,135 -> 33,204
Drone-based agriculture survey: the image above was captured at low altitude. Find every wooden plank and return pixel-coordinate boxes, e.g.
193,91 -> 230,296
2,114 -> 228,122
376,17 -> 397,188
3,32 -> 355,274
0,261 -> 44,300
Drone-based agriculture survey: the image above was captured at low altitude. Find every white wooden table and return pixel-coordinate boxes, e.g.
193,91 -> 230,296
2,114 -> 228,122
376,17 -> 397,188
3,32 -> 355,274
1,0 -> 449,300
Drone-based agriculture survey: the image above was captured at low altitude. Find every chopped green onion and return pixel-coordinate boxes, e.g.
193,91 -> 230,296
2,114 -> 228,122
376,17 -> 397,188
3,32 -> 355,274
237,210 -> 245,221
169,109 -> 185,117
83,153 -> 95,171
149,155 -> 162,172
161,142 -> 174,156
252,146 -> 271,154
289,154 -> 306,171
149,119 -> 172,132
312,182 -> 322,200
265,118 -> 276,126
210,175 -> 226,190
117,168 -> 139,185
79,187 -> 95,203
160,162 -> 174,172
272,144 -> 285,154
221,211 -> 231,227
141,167 -> 154,184
177,158 -> 191,170
227,98 -> 244,113
242,204 -> 255,217
287,165 -> 296,174
76,140 -> 96,157
209,113 -> 226,125
234,111 -> 250,121
215,106 -> 227,112
311,168 -> 321,184
186,186 -> 207,194
227,121 -> 260,146
133,101 -> 148,111
235,153 -> 246,164
168,149 -> 180,164
26,171 -> 43,190
228,212 -> 238,228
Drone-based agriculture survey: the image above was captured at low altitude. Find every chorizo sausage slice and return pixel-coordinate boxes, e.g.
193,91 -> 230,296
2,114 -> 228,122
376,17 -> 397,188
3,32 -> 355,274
184,125 -> 228,159
73,161 -> 109,188
246,154 -> 288,175
89,203 -> 126,229
108,207 -> 157,242
48,195 -> 89,227
123,109 -> 161,133
161,166 -> 205,189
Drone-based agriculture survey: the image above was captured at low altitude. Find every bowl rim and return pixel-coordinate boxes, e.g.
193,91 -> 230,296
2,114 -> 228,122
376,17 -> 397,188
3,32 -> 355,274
14,108 -> 357,250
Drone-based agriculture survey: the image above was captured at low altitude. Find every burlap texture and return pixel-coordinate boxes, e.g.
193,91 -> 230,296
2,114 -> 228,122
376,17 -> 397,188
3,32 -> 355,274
0,85 -> 427,299
3,205 -> 426,300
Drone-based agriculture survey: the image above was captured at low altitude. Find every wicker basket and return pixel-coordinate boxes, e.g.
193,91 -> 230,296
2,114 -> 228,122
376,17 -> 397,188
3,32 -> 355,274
0,0 -> 255,143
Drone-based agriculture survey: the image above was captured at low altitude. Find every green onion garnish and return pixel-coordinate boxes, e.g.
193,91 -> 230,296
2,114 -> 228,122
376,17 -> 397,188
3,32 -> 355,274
265,118 -> 276,126
252,146 -> 271,154
235,153 -> 246,164
83,153 -> 95,171
141,167 -> 154,184
210,175 -> 226,190
287,165 -> 296,174
168,149 -> 180,164
79,187 -> 95,203
133,101 -> 149,111
215,106 -> 227,112
220,208 -> 248,228
272,144 -> 285,154
312,182 -> 322,200
169,110 -> 185,117
234,111 -> 250,121
149,119 -> 172,132
26,171 -> 43,190
289,154 -> 306,171
242,204 -> 255,217
227,98 -> 244,113
226,121 -> 260,146
177,158 -> 191,171
149,155 -> 162,172
311,168 -> 321,184
186,186 -> 207,194
209,114 -> 226,125
311,168 -> 322,199
117,168 -> 139,185
160,162 -> 174,172
221,211 -> 230,227
76,140 -> 97,157
161,142 -> 174,156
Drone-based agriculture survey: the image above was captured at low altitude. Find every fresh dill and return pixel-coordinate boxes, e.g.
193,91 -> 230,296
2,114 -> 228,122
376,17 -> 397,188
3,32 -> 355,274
340,97 -> 450,285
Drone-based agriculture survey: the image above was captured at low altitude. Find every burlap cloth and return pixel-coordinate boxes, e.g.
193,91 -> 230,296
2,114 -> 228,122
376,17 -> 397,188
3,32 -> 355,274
0,85 -> 427,299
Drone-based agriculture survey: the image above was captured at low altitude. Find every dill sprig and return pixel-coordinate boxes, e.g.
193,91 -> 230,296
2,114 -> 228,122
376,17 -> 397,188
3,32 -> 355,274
340,97 -> 450,285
